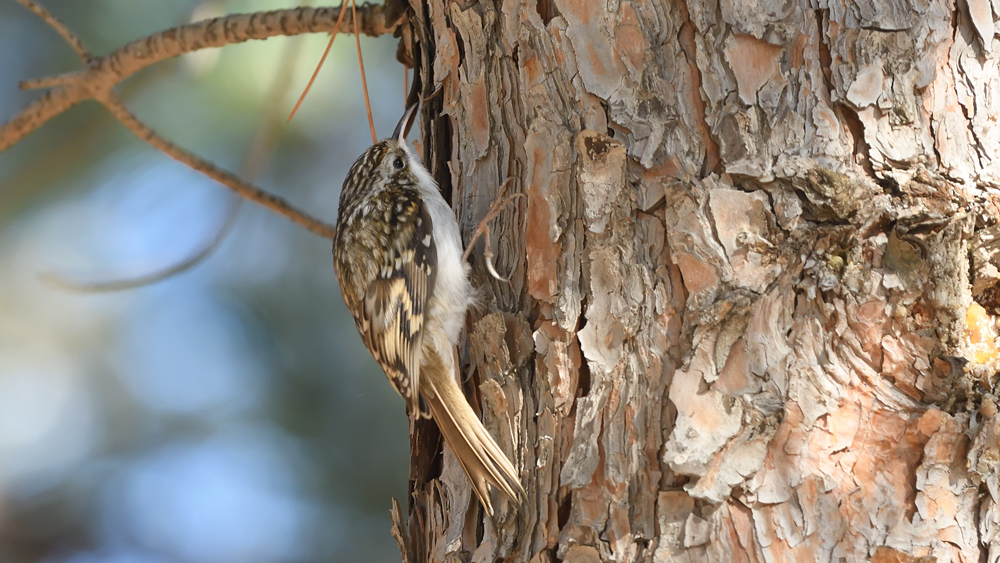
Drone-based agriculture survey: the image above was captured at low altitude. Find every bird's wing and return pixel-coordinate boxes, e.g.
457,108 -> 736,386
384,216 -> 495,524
359,189 -> 437,416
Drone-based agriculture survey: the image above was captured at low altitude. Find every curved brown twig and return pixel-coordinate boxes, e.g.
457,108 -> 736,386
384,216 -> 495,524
11,0 -> 91,62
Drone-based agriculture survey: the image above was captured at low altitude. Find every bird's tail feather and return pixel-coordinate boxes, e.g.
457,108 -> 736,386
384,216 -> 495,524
421,349 -> 524,517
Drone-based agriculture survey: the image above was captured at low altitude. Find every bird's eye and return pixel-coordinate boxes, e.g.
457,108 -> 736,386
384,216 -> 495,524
392,157 -> 405,170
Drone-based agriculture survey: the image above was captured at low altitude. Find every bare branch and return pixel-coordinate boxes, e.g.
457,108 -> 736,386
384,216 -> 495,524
1,87 -> 88,151
1,3 -> 398,152
96,4 -> 394,83
97,92 -> 337,239
12,0 -> 92,62
19,74 -> 78,90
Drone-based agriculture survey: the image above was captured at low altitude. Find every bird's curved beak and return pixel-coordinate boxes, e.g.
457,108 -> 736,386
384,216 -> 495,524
393,103 -> 419,143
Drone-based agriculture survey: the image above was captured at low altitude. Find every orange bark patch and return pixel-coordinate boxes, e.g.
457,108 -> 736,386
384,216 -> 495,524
468,76 -> 490,157
659,490 -> 695,522
556,0 -> 593,26
825,399 -> 862,453
523,50 -> 545,88
850,300 -> 888,349
524,130 -> 562,301
429,0 -> 459,80
534,321 -> 581,416
525,193 -> 559,301
725,501 -> 759,562
881,332 -> 936,401
871,546 -> 937,563
713,338 -> 758,395
673,252 -> 720,296
789,31 -> 808,71
724,34 -> 784,105
557,0 -> 623,99
677,17 -> 720,173
616,3 -> 645,72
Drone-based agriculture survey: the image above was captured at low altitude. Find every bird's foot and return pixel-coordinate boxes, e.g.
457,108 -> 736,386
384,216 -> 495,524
462,177 -> 524,282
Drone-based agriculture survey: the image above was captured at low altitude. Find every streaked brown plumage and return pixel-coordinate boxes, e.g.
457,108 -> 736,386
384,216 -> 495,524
333,104 -> 524,516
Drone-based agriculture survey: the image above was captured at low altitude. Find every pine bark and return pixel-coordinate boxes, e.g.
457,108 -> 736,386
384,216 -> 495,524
395,0 -> 1000,562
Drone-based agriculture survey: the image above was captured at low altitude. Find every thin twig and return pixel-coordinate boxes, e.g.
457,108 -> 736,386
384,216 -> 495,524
19,74 -> 78,91
353,0 -> 377,143
97,92 -> 337,238
12,0 -> 91,62
1,87 -> 87,152
287,1 -> 349,122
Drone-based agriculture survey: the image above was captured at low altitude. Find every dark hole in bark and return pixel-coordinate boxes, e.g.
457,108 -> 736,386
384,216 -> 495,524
453,24 -> 465,64
475,510 -> 484,543
583,133 -> 611,161
838,105 -> 878,180
557,490 -> 572,528
875,174 -> 901,196
535,0 -> 559,25
978,285 -> 1000,316
433,114 -> 454,206
635,538 -> 650,555
420,418 -> 443,481
577,347 -> 592,398
599,98 -> 613,139
814,10 -> 832,90
859,212 -> 893,239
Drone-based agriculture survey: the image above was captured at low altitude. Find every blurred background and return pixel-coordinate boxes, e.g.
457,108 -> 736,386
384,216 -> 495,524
0,1 -> 411,561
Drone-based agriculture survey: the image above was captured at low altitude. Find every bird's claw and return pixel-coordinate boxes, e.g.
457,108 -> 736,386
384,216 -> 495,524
463,179 -> 524,282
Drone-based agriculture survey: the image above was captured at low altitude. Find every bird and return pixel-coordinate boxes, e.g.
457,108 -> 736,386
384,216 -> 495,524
332,103 -> 525,517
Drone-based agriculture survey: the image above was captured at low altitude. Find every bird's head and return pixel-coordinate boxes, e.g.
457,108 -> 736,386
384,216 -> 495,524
338,104 -> 424,209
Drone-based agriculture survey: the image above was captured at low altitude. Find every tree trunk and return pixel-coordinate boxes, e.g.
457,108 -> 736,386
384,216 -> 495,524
394,0 -> 1000,561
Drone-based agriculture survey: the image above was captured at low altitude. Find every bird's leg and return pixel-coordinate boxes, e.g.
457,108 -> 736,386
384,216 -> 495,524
463,178 -> 524,282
